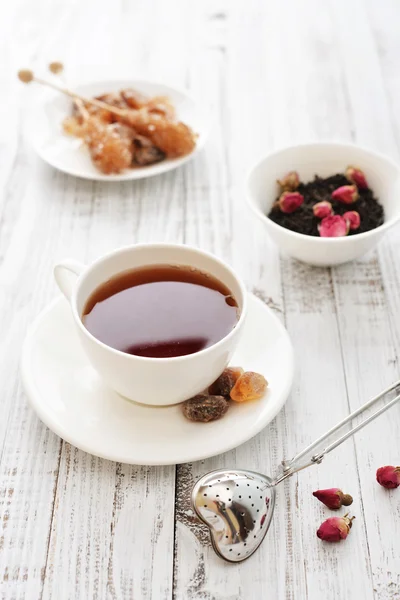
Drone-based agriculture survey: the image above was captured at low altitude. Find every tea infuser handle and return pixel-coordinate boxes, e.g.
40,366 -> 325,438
54,259 -> 84,301
273,380 -> 400,486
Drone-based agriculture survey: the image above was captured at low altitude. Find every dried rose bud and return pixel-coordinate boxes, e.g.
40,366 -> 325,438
343,210 -> 361,231
331,185 -> 359,204
376,465 -> 400,489
313,201 -> 333,219
317,514 -> 355,542
318,215 -> 349,238
313,488 -> 353,510
278,191 -> 304,214
277,171 -> 300,191
345,166 -> 368,189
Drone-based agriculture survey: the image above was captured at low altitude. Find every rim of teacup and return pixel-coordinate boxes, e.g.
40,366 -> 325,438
246,141 -> 400,243
69,242 -> 248,363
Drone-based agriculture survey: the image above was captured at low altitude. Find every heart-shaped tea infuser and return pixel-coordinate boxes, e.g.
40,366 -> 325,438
192,380 -> 400,563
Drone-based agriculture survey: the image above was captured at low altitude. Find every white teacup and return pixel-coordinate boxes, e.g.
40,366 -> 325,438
54,244 -> 247,406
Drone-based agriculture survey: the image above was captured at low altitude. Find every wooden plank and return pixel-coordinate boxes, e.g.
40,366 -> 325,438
347,1 -> 400,597
42,447 -> 117,599
173,0 -> 388,597
0,0 -> 189,598
173,2 -> 291,598
37,1 -> 191,596
0,2 -> 76,597
274,1 -> 400,597
326,0 -> 400,596
280,260 -> 374,600
173,1 -> 370,598
332,258 -> 400,599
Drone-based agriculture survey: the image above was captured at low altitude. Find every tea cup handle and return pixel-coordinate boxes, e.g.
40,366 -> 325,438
54,259 -> 84,302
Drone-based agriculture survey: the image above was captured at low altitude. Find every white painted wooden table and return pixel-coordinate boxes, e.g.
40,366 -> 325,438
1,0 -> 400,598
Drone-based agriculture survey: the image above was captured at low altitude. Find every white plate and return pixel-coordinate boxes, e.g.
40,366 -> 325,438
21,293 -> 294,465
30,79 -> 209,181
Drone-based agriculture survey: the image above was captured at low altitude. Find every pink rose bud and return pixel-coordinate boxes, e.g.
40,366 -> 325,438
345,166 -> 368,189
318,215 -> 349,238
317,514 -> 355,542
313,488 -> 353,510
277,171 -> 300,191
376,465 -> 400,489
313,201 -> 333,219
331,185 -> 359,204
278,191 -> 304,214
343,210 -> 361,231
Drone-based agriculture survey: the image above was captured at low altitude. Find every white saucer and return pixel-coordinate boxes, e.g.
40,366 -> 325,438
30,79 -> 209,181
21,293 -> 294,465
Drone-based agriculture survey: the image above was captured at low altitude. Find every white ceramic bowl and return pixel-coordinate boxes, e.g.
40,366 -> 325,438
54,244 -> 247,406
247,142 -> 400,266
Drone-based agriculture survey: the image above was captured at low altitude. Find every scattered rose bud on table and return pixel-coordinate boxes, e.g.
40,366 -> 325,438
345,165 -> 368,189
278,191 -> 304,214
313,488 -> 353,510
313,201 -> 333,219
277,171 -> 300,191
376,465 -> 400,489
331,184 -> 359,204
343,210 -> 361,231
318,215 -> 349,237
317,514 -> 355,542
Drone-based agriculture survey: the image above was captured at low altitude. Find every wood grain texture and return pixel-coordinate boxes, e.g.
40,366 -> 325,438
0,0 -> 400,598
